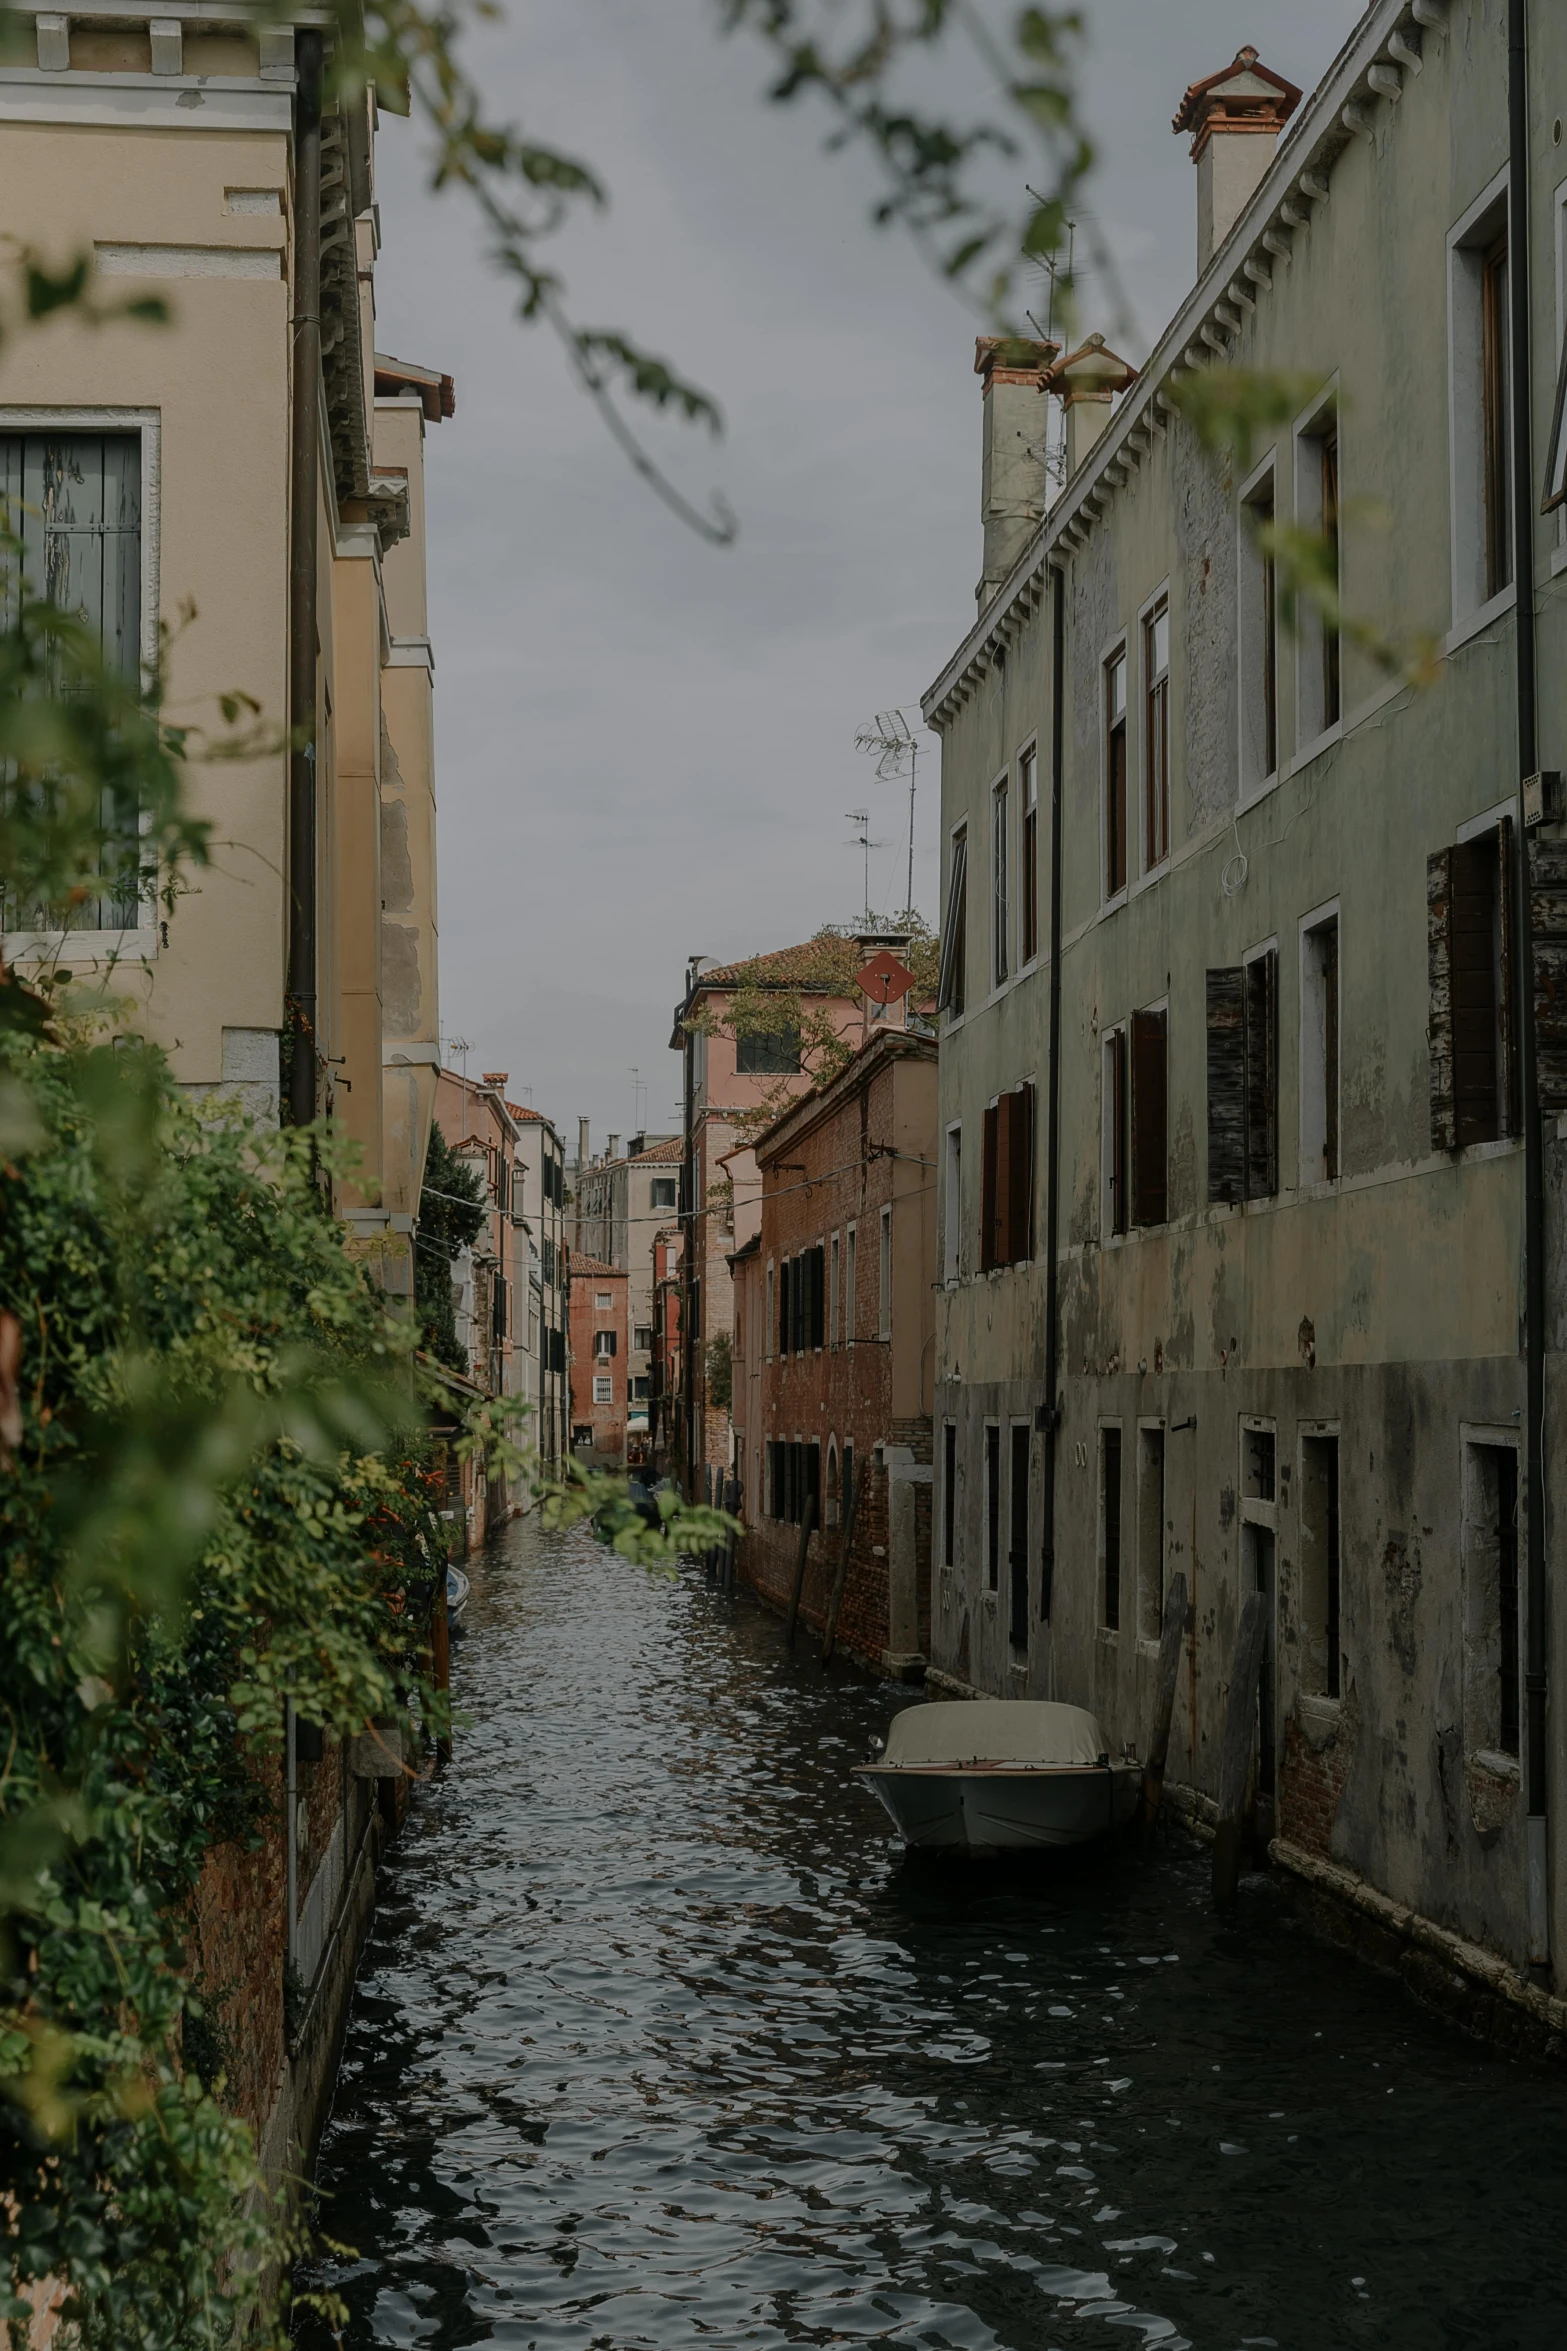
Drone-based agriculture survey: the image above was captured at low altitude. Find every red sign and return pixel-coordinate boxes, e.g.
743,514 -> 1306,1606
856,949 -> 914,1006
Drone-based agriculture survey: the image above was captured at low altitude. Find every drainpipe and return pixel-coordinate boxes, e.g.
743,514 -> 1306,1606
681,999 -> 697,1498
1507,0 -> 1550,1970
1039,563 -> 1066,1626
285,30 -> 324,1129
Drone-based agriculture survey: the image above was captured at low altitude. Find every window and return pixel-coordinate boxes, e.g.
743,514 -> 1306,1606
650,1176 -> 677,1209
596,1291 -> 612,1310
631,1375 -> 650,1401
766,1261 -> 775,1361
1300,912 -> 1340,1185
736,1026 -> 801,1075
829,1230 -> 840,1344
845,1225 -> 857,1345
634,1324 -> 654,1351
594,1329 -> 617,1359
1452,179 -> 1515,620
985,1424 -> 1001,1592
1137,1425 -> 1166,1642
1481,234 -> 1512,598
1464,1439 -> 1520,1759
943,1420 -> 957,1567
1143,596 -> 1170,870
1130,1007 -> 1168,1227
1008,1423 -> 1030,1651
979,1083 -> 1034,1270
991,773 -> 1010,987
878,1205 -> 892,1339
1020,745 -> 1039,964
937,826 -> 968,1018
1206,949 -> 1277,1204
1428,822 -> 1517,1150
1240,465 -> 1278,794
593,1375 -> 613,1405
0,431 -> 145,931
1101,1425 -> 1123,1631
1299,1432 -> 1342,1699
1103,1026 -> 1128,1237
1105,646 -> 1128,897
944,1124 -> 963,1282
777,1257 -> 790,1356
841,1441 -> 854,1530
1295,401 -> 1341,743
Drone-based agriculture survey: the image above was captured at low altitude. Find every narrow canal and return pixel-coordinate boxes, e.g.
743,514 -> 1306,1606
300,1520 -> 1567,2349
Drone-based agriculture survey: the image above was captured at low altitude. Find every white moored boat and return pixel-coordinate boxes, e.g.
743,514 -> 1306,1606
854,1700 -> 1141,1852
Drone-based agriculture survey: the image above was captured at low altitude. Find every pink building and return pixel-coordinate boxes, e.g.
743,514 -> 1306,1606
569,1254 -> 629,1468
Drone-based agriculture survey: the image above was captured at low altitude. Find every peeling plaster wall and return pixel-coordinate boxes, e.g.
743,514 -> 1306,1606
929,0 -> 1567,1991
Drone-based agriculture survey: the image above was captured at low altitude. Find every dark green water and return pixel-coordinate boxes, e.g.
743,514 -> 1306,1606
298,1519 -> 1567,2349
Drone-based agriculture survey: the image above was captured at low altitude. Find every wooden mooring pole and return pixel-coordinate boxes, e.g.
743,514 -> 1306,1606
784,1493 -> 818,1649
1212,1589 -> 1269,1906
1139,1569 -> 1188,1832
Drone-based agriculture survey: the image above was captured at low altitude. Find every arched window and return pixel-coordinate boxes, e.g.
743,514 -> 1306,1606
825,1438 -> 840,1531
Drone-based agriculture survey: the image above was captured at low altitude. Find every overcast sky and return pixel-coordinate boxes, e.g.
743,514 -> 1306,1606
371,0 -> 1362,1153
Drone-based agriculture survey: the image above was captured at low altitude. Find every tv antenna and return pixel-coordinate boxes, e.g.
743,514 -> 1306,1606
844,807 -> 884,926
443,1032 -> 473,1124
629,1065 -> 646,1135
854,708 -> 920,919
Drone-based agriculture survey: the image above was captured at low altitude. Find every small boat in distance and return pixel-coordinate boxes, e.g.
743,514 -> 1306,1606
855,1700 -> 1141,1853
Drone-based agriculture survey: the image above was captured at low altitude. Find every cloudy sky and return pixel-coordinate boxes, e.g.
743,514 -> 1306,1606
371,0 -> 1362,1152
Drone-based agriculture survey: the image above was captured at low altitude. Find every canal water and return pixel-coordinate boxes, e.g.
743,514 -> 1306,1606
299,1519 -> 1567,2350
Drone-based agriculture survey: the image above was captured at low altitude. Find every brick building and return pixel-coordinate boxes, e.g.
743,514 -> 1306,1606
568,1255 -> 629,1467
736,1027 -> 938,1673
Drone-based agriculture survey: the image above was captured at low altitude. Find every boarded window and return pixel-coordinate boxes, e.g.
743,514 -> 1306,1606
1105,1027 -> 1128,1236
979,1084 -> 1035,1270
1529,834 -> 1567,1114
985,1425 -> 1001,1592
1428,826 -> 1516,1151
1208,953 -> 1278,1201
1300,1434 -> 1342,1700
1130,1008 -> 1168,1227
1009,1423 -> 1031,1651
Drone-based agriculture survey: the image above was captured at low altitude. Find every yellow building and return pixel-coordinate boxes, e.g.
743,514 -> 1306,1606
0,10 -> 449,1291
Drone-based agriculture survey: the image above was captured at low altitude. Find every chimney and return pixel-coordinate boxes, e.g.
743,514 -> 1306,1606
975,334 -> 1058,610
577,1115 -> 590,1171
1044,336 -> 1139,480
482,1070 -> 509,1090
1173,46 -> 1302,273
607,1133 -> 620,1162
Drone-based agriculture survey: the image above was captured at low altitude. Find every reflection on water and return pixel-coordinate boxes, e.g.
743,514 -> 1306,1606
299,1520 -> 1567,2349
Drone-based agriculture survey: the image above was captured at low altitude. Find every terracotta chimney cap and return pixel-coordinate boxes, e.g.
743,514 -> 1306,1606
975,332 -> 1059,388
1043,334 -> 1139,404
482,1070 -> 510,1087
1172,45 -> 1301,158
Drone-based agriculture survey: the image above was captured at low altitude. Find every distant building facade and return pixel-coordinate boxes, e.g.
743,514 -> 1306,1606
736,1029 -> 938,1673
510,1103 -> 569,1471
573,1132 -> 681,1466
568,1256 -> 629,1467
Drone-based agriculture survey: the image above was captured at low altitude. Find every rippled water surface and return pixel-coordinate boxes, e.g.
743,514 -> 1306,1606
300,1520 -> 1567,2349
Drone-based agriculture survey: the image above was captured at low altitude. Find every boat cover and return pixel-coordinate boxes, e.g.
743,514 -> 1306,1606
881,1700 -> 1108,1769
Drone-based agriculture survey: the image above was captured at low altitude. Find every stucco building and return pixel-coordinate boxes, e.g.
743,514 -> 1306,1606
734,1027 -> 938,1673
573,1131 -> 681,1465
433,1067 -> 525,1524
569,1254 -> 629,1468
925,2 -> 1567,2023
509,1103 -> 569,1471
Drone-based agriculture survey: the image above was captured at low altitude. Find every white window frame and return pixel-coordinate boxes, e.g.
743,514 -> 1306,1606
1237,450 -> 1280,804
592,1375 -> 613,1405
1,406 -> 162,965
1101,629 -> 1130,909
1136,579 -> 1172,880
1292,377 -> 1343,759
943,1122 -> 963,1284
1447,164 -> 1516,642
991,768 -> 1010,991
1018,736 -> 1041,968
1100,1020 -> 1128,1243
1299,897 -> 1341,1191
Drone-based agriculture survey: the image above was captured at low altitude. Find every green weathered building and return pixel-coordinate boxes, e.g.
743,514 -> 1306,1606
924,0 -> 1567,2029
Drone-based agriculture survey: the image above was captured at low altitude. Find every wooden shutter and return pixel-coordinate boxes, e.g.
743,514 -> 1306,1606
810,1246 -> 825,1348
1428,847 -> 1456,1151
1451,837 -> 1500,1146
1005,1085 -> 1035,1262
1245,950 -> 1279,1198
1206,968 -> 1246,1203
1530,835 -> 1567,1114
778,1258 -> 791,1356
1498,815 -> 1519,1136
980,1101 -> 1000,1272
1108,1028 -> 1128,1236
1131,1008 -> 1168,1226
992,1094 -> 1012,1269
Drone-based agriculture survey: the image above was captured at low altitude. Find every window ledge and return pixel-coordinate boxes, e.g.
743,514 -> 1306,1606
1239,770 -> 1281,811
981,1589 -> 998,1610
1297,1693 -> 1342,1734
1097,1625 -> 1120,1646
1287,719 -> 1344,777
1551,539 -> 1567,582
1098,887 -> 1130,922
6,927 -> 159,963
1445,582 -> 1516,657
